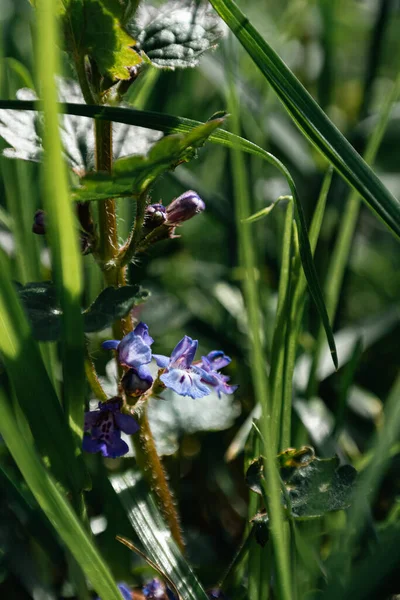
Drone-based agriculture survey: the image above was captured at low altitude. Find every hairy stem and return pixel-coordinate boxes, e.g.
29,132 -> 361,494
118,191 -> 148,267
133,404 -> 185,551
93,109 -> 183,552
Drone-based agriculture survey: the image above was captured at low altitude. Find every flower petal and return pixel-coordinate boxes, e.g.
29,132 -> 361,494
160,367 -> 210,399
153,354 -> 170,368
205,350 -> 231,370
114,412 -> 140,435
82,435 -> 107,455
118,331 -> 152,368
103,432 -> 129,458
84,410 -> 99,430
134,322 -> 154,346
102,339 -> 120,351
170,335 -> 198,369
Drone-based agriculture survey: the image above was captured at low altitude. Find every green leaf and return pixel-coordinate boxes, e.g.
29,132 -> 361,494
208,0 -> 400,239
111,471 -> 209,600
132,1 -> 224,69
61,0 -> 142,81
72,117 -> 225,202
0,386 -> 122,600
246,447 -> 357,519
16,282 -> 149,341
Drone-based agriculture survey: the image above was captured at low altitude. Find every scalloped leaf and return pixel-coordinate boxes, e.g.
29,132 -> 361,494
72,116 -> 225,202
16,282 -> 149,341
61,0 -> 142,81
246,447 -> 357,519
131,1 -> 225,69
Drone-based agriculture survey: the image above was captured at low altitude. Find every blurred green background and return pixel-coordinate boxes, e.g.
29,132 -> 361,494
0,0 -> 399,598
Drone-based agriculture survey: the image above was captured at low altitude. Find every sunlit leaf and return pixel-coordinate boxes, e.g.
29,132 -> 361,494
130,1 -> 225,69
16,282 -> 149,341
72,117 -> 225,201
0,79 -> 161,172
61,0 -> 142,81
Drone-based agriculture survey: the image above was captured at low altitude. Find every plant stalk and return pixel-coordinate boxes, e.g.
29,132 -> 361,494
132,405 -> 185,551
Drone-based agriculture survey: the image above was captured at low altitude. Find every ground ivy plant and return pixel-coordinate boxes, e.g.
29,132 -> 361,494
0,1 -> 362,599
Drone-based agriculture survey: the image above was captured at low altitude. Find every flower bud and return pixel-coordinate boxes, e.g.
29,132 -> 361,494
145,203 -> 167,229
32,210 -> 46,235
165,191 -> 205,224
122,368 -> 153,397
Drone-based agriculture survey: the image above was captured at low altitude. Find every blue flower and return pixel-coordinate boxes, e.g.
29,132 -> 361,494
102,322 -> 153,377
143,578 -> 176,600
154,336 -> 210,399
83,398 -> 139,458
96,582 -> 131,600
196,351 -> 238,398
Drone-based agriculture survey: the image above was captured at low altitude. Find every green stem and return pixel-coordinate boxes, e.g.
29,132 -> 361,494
270,200 -> 294,453
95,120 -> 119,271
84,349 -> 108,402
132,404 -> 185,552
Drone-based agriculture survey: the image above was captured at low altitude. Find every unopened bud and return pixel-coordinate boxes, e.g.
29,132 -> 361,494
32,210 -> 46,235
122,368 -> 153,397
145,203 -> 167,228
166,191 -> 205,224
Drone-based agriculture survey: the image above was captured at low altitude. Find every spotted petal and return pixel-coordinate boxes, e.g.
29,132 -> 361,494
160,367 -> 210,399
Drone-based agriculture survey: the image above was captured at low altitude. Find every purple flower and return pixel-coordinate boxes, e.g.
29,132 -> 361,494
102,322 -> 153,376
153,335 -> 210,399
96,583 -> 131,600
122,367 -> 153,397
165,191 -> 205,224
83,398 -> 139,458
196,351 -> 238,398
142,579 -> 176,600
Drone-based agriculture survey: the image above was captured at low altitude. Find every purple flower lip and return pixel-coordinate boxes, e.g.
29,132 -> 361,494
83,398 -> 139,459
165,191 -> 205,224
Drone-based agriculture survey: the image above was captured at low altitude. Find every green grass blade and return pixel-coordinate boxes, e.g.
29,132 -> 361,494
0,386 -> 122,600
0,99 -> 338,365
306,72 -> 400,397
227,69 -> 291,600
208,0 -> 400,239
269,200 -> 294,452
0,248 -> 87,493
36,0 -> 85,442
111,471 -> 209,600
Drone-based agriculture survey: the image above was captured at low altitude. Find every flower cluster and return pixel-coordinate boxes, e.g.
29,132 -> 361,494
83,322 -> 237,459
102,324 -> 237,401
